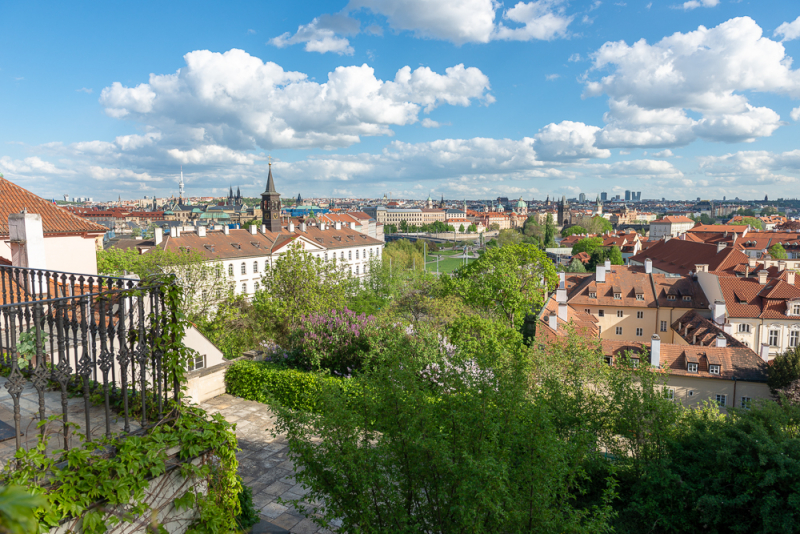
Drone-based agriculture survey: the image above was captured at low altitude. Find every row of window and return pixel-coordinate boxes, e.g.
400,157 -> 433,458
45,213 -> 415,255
737,323 -> 800,348
223,248 -> 379,276
664,389 -> 751,408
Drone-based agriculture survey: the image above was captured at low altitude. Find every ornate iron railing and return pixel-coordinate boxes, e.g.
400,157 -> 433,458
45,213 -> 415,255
0,266 -> 181,455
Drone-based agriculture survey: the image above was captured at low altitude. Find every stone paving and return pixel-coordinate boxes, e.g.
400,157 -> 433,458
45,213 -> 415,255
199,394 -> 338,534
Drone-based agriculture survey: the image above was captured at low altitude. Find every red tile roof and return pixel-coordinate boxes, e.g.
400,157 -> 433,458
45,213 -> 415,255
0,175 -> 107,236
628,239 -> 748,276
717,275 -> 800,319
652,215 -> 694,224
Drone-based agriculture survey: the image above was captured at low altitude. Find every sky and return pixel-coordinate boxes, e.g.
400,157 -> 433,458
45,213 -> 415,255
1,0 -> 800,202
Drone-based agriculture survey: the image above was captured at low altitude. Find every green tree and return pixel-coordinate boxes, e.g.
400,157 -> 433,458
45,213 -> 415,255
384,224 -> 397,234
458,224 -> 465,233
741,216 -> 763,230
543,214 -> 557,248
736,208 -> 756,217
496,229 -> 523,248
607,245 -> 624,265
489,222 -> 501,231
567,258 -> 588,272
253,243 -> 353,345
561,225 -> 588,238
585,216 -> 613,234
762,206 -> 777,216
572,237 -> 604,256
467,223 -> 477,232
769,243 -> 788,259
131,226 -> 142,238
442,243 -> 558,329
768,345 -> 800,393
382,239 -> 424,271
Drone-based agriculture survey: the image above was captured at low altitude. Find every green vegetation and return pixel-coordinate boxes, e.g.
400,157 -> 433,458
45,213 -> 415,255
741,216 -> 763,230
769,243 -> 788,259
572,236 -> 604,256
567,257 -> 588,272
768,345 -> 800,393
562,224 -> 587,237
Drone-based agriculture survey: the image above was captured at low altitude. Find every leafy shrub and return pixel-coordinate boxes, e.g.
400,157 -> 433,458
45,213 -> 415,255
768,345 -> 800,393
235,477 -> 259,531
225,360 -> 360,413
289,308 -> 378,373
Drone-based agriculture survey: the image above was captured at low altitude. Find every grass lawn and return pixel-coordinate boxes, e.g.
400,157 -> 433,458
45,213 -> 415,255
425,257 -> 476,274
429,250 -> 462,256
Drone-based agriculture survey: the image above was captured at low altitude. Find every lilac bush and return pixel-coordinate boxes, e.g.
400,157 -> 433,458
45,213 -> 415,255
290,308 -> 378,373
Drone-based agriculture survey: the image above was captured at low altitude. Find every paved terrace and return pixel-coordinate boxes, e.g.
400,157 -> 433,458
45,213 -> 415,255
200,394 -> 337,534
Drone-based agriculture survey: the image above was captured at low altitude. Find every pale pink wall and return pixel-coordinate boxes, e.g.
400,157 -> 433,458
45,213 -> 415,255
43,236 -> 98,275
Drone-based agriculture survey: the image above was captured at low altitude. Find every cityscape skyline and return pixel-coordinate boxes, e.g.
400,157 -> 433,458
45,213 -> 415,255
2,1 -> 800,201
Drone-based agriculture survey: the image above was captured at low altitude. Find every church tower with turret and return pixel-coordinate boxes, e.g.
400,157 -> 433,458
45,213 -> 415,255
261,162 -> 282,232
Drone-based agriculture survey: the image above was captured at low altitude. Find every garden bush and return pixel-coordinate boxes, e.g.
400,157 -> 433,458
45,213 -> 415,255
288,308 -> 378,373
225,360 -> 361,413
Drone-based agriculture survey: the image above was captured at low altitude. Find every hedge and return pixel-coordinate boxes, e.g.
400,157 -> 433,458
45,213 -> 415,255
225,360 -> 361,413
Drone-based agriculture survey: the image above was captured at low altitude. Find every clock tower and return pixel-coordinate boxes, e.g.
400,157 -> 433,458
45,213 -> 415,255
261,162 -> 282,232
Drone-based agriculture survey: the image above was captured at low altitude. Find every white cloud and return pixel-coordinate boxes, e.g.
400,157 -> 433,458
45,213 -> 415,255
681,0 -> 719,10
421,118 -> 441,128
545,74 -> 560,81
0,156 -> 66,175
534,121 -> 611,161
269,14 -> 358,55
776,16 -> 800,42
99,49 -> 493,150
698,149 -> 800,185
791,107 -> 800,121
494,0 -> 574,42
653,149 -> 674,157
76,87 -> 93,94
584,17 -> 800,147
568,53 -> 581,62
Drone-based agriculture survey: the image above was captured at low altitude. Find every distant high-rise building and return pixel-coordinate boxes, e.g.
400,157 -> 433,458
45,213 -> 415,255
636,192 -> 642,201
579,193 -> 586,202
625,190 -> 631,201
765,194 -> 769,201
601,192 -> 608,201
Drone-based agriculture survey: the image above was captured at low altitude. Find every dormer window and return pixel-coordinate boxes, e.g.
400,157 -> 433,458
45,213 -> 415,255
709,365 -> 720,375
589,292 -> 597,298
687,363 -> 698,373
636,294 -> 644,301
791,303 -> 800,316
683,296 -> 692,302
614,293 -> 621,299
667,295 -> 677,301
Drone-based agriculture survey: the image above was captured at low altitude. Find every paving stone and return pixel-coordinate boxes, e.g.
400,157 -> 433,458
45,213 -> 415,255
261,501 -> 288,519
290,518 -> 320,534
264,481 -> 293,496
271,513 -> 302,530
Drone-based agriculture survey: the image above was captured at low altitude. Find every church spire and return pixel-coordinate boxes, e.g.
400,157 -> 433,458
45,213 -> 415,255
261,159 -> 282,232
265,161 -> 276,193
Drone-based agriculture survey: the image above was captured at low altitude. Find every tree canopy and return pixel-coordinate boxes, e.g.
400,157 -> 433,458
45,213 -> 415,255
572,237 -> 604,256
561,225 -> 587,237
769,243 -> 788,259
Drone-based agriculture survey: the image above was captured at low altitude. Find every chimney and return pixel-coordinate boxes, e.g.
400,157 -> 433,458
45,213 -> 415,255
758,270 -> 768,284
760,343 -> 770,362
154,227 -> 163,245
288,222 -> 295,232
9,212 -> 46,270
596,266 -> 606,283
692,332 -> 698,345
715,333 -> 727,348
788,271 -> 796,285
650,334 -> 661,367
335,222 -> 342,230
558,302 -> 569,322
778,260 -> 786,271
717,242 -> 726,253
320,223 -> 326,231
723,320 -> 733,335
261,224 -> 267,234
548,314 -> 558,331
223,226 -> 229,235
712,300 -> 726,325
250,225 -> 257,235
174,227 -> 181,239
349,221 -> 356,230
604,259 -> 611,271
198,226 -> 206,238
745,265 -> 750,278
644,258 -> 653,274
300,222 -> 307,232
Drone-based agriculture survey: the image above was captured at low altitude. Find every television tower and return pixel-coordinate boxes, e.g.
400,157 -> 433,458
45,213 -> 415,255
178,166 -> 185,200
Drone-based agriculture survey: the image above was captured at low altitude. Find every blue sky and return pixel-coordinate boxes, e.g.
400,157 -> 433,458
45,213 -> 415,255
1,0 -> 800,202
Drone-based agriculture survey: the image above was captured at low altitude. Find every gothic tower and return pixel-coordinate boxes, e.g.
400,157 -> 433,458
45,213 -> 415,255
261,163 -> 282,232
558,195 -> 568,225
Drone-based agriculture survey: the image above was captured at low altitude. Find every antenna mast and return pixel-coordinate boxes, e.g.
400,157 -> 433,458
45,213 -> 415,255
179,166 -> 185,200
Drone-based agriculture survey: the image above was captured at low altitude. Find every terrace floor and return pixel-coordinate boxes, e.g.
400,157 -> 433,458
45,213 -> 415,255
199,394 -> 338,534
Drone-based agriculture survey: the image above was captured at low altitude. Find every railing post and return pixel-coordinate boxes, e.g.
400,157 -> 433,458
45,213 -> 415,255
3,308 -> 25,451
137,296 -> 148,428
31,304 -> 49,437
78,297 -> 92,442
54,300 -> 72,451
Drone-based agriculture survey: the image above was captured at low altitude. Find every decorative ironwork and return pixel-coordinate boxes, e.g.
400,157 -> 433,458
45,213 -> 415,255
0,265 -> 182,459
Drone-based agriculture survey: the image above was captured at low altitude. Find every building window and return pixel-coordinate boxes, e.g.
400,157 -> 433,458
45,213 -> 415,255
187,354 -> 205,372
349,250 -> 352,260
617,310 -> 623,318
687,363 -> 698,373
738,324 -> 751,333
715,394 -> 727,407
792,304 -> 800,315
614,292 -> 621,299
769,329 -> 779,347
341,251 -> 345,260
667,295 -> 676,301
616,326 -> 623,335
253,261 -> 258,273
228,264 -> 234,276
241,263 -> 246,275
660,320 -> 667,332
363,248 -> 366,258
683,296 -> 692,301
631,358 -> 639,368
790,330 -> 799,348
589,292 -> 597,298
356,249 -> 359,259
709,364 -> 720,375
664,388 -> 675,400
585,308 -> 591,314
598,310 -> 605,317
356,265 -> 360,275
636,294 -> 644,301
637,311 -> 644,319
741,397 -> 752,409
324,252 -> 328,261
369,248 -> 373,257
254,282 -> 259,292
242,283 -> 247,294
636,328 -> 643,337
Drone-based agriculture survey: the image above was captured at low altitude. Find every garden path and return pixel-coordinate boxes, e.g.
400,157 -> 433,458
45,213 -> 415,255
199,394 -> 337,534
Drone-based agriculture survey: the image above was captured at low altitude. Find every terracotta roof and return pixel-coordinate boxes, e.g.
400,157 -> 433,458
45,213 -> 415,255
537,294 -> 599,340
689,224 -> 749,233
652,215 -> 694,224
0,176 -> 108,236
670,310 -> 746,348
564,266 -> 709,309
718,275 -> 800,319
601,339 -> 767,381
628,239 -> 747,276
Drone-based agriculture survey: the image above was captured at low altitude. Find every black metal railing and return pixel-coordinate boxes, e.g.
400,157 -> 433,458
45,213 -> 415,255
0,266 -> 181,455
